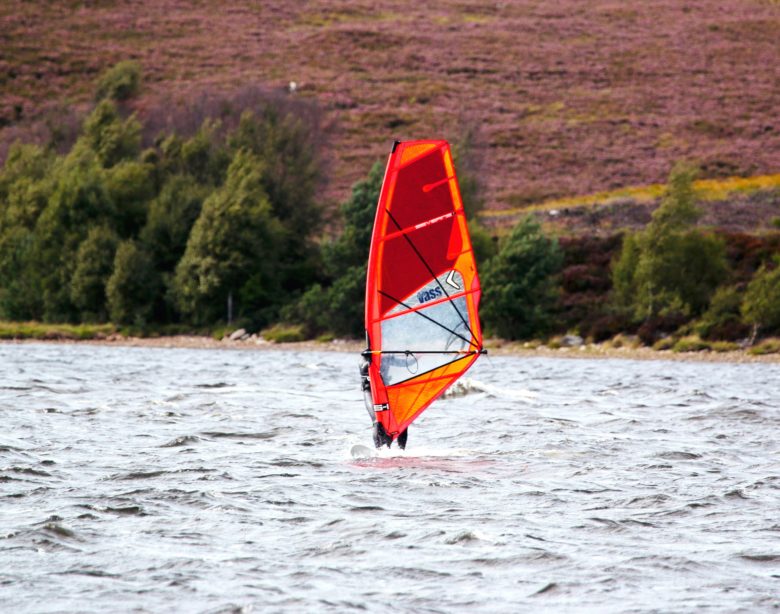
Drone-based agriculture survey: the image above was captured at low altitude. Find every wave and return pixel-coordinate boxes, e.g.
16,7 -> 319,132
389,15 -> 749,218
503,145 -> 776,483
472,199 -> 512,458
443,377 -> 538,401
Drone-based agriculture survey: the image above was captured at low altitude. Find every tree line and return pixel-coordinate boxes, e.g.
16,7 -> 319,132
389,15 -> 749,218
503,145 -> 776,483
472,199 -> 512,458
0,62 -> 323,330
1,62 -> 778,345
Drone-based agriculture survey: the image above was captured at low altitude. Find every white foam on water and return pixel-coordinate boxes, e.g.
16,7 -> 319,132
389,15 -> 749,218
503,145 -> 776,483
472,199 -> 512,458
443,377 -> 538,402
345,441 -> 476,461
349,444 -> 375,459
373,445 -> 475,458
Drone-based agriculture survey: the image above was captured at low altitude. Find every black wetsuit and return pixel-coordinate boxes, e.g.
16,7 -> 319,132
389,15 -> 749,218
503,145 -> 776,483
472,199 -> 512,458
360,358 -> 407,449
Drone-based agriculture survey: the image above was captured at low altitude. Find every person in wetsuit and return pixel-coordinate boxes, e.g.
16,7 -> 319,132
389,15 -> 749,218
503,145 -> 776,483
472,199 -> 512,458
360,356 -> 407,449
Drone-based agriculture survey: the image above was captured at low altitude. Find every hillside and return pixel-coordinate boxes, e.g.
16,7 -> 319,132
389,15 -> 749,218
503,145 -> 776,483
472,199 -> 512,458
2,0 -> 779,222
485,175 -> 780,235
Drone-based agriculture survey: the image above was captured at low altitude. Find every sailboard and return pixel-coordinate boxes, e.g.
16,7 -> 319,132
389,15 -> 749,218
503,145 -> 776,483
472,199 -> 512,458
363,139 -> 485,443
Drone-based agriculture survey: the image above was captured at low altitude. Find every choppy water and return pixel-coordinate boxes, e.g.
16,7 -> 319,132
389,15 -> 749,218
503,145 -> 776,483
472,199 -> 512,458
1,343 -> 779,613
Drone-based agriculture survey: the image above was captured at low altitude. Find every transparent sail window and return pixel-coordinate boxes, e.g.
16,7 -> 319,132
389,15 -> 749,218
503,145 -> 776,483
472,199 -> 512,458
380,296 -> 472,386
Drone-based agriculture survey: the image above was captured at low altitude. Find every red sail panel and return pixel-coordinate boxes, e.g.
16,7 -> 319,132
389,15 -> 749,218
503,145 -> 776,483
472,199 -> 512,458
364,140 -> 484,439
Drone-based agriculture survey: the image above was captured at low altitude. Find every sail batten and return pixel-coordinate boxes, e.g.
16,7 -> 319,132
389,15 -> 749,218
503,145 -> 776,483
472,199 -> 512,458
364,140 -> 484,438
379,210 -> 458,243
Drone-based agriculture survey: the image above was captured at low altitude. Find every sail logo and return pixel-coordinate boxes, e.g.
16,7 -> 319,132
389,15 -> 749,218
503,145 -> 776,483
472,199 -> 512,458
417,286 -> 443,304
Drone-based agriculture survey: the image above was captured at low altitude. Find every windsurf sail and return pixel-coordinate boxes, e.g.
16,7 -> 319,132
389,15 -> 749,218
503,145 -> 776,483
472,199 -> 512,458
363,139 -> 485,440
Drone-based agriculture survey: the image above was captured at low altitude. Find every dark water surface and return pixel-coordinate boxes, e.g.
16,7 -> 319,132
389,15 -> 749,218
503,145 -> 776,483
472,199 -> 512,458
1,343 -> 779,612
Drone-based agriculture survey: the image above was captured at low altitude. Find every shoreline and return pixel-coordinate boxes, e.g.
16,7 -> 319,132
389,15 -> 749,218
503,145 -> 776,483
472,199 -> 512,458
4,335 -> 780,364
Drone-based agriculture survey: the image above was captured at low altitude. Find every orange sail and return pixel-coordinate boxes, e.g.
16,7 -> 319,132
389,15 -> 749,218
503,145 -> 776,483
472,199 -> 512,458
364,140 -> 485,440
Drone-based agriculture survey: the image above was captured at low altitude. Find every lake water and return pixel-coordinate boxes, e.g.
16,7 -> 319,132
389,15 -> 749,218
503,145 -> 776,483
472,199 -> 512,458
1,343 -> 779,612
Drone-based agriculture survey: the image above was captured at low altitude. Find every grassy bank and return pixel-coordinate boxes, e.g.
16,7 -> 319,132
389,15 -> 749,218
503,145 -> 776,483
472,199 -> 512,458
4,321 -> 779,363
0,321 -> 117,340
484,334 -> 780,362
0,321 -> 227,341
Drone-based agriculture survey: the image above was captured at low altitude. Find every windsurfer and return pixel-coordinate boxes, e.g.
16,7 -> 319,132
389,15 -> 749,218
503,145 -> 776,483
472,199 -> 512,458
359,357 -> 407,449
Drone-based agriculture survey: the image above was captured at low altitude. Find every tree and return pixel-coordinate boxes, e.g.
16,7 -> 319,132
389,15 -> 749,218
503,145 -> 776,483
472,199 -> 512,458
157,121 -> 230,187
173,150 -> 283,325
228,108 -> 321,237
228,109 -> 323,298
0,143 -> 53,229
742,257 -> 780,337
142,175 -> 208,269
321,265 -> 367,337
0,227 -> 42,320
611,233 -> 641,312
481,216 -> 563,339
612,164 -> 728,321
104,160 -> 155,237
80,100 -> 141,168
283,265 -> 367,338
469,220 -> 497,267
0,143 -> 53,320
95,61 -> 142,102
0,76 -> 329,329
283,162 -> 383,337
106,240 -> 157,325
286,153 -> 494,339
70,226 -> 119,322
34,147 -> 115,321
323,161 -> 383,276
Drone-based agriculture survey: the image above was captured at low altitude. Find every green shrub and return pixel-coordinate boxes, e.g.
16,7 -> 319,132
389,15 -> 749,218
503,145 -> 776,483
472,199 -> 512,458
609,334 -> 640,349
261,323 -> 305,343
694,285 -> 749,341
637,313 -> 687,346
282,265 -> 366,338
210,324 -> 234,341
747,338 -> 780,355
0,143 -> 54,229
228,108 -> 323,300
672,335 -> 710,352
158,128 -> 229,186
652,336 -> 675,351
546,336 -> 563,349
710,341 -> 740,352
611,232 -> 641,312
